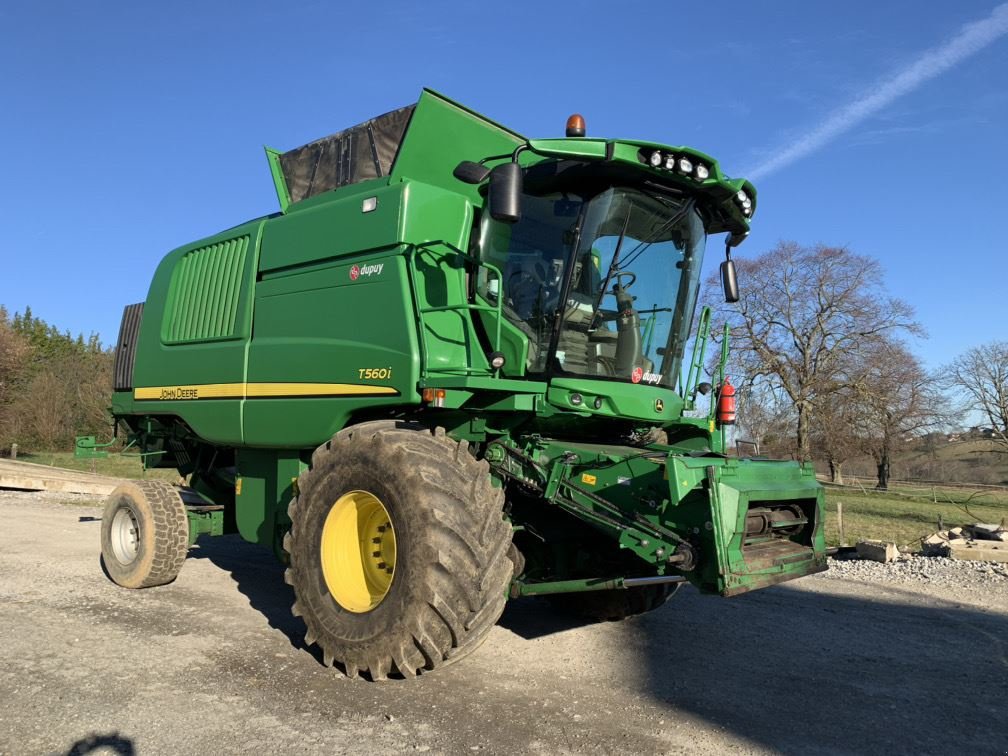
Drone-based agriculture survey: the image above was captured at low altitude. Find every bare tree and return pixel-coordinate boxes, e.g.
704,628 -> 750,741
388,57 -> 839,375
9,370 -> 75,450
946,341 -> 1008,450
735,379 -> 795,457
851,339 -> 947,489
809,384 -> 862,484
707,242 -> 920,459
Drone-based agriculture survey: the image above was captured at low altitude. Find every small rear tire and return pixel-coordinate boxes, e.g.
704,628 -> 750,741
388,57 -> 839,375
100,480 -> 189,589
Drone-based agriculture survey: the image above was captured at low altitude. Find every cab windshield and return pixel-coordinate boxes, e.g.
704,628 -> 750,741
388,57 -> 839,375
479,186 -> 706,390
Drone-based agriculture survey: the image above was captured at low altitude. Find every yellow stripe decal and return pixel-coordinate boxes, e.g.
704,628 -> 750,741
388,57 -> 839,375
134,383 -> 399,401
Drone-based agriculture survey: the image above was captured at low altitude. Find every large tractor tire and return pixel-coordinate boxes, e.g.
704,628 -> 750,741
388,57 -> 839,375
550,582 -> 680,622
284,423 -> 513,680
100,480 -> 189,589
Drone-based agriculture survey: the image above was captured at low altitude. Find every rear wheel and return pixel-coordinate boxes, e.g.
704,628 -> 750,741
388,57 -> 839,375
284,423 -> 512,679
550,582 -> 679,621
100,480 -> 189,588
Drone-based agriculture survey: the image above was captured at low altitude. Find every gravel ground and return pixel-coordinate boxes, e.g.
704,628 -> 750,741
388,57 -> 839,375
1,489 -> 1006,755
825,552 -> 1008,591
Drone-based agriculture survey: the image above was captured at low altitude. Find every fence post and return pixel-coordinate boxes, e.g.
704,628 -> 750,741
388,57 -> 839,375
837,501 -> 846,546
10,443 -> 16,460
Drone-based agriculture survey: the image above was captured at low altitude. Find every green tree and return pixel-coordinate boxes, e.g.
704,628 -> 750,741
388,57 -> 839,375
1,306 -> 113,451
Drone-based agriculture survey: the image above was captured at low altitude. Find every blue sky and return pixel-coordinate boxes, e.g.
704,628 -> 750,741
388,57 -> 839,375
1,1 -> 1006,370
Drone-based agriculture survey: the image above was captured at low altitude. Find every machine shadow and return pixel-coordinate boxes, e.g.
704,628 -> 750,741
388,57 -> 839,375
497,596 -> 602,639
188,535 -> 598,662
633,580 -> 1008,753
181,531 -> 1008,753
186,535 -> 322,663
187,533 -> 607,665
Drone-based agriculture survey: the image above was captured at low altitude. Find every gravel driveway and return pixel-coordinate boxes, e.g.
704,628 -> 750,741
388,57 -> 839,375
1,490 -> 1006,755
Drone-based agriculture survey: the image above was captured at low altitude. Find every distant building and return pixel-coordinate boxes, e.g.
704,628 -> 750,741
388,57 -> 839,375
965,426 -> 996,439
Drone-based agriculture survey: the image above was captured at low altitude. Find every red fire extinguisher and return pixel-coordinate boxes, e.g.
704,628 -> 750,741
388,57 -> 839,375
717,377 -> 736,426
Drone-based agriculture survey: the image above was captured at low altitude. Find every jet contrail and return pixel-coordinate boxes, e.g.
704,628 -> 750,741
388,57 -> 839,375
747,3 -> 1008,180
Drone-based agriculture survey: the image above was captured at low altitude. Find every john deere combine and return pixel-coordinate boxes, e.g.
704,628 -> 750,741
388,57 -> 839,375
100,90 -> 826,679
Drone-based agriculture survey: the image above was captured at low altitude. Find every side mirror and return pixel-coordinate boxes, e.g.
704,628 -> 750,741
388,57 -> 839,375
453,160 -> 490,184
721,258 -> 739,303
489,162 -> 522,223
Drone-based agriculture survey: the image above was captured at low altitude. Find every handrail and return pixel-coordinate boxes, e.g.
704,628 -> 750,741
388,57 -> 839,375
683,306 -> 711,409
719,322 -> 729,385
406,241 -> 505,381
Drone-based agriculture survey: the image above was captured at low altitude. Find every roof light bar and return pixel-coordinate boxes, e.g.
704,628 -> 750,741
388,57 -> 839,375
640,149 -> 710,183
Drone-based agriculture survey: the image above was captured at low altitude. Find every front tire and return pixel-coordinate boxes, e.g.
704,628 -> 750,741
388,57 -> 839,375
100,480 -> 189,588
284,423 -> 512,679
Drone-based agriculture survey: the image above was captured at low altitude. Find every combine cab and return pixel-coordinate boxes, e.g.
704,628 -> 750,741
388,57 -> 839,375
101,90 -> 826,679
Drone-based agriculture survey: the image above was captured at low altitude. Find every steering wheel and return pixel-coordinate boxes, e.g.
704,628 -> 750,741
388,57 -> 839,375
511,259 -> 549,288
507,259 -> 551,317
612,271 -> 637,292
507,260 -> 549,297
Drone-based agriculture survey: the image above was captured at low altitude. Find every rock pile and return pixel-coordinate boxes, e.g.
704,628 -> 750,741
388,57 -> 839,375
920,522 -> 1008,562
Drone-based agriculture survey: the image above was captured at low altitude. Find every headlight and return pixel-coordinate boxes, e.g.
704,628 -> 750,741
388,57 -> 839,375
639,148 -> 716,184
733,189 -> 754,217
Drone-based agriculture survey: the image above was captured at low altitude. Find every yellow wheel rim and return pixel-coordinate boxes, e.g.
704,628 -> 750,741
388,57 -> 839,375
320,490 -> 396,613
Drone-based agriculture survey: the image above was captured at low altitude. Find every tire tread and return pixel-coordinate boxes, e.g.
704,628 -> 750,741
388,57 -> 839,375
285,421 -> 512,679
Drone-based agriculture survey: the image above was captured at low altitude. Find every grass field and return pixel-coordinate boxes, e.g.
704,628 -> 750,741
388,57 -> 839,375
17,452 -> 178,481
823,484 -> 1008,550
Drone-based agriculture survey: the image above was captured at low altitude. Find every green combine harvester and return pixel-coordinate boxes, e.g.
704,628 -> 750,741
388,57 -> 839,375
99,90 -> 826,679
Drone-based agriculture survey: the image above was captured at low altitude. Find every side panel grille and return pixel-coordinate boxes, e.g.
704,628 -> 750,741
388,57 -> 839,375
113,303 -> 144,391
164,235 -> 249,343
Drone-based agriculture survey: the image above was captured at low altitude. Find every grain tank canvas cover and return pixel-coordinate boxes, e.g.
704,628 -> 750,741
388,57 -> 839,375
278,105 -> 415,204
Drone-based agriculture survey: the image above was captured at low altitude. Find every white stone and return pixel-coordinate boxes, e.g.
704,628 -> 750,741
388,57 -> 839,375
856,540 -> 900,563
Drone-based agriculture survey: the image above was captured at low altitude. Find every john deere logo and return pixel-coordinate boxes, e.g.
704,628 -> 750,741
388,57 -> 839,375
655,398 -> 664,412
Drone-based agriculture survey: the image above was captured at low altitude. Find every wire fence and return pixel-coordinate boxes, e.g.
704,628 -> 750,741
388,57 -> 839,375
819,474 -> 1008,506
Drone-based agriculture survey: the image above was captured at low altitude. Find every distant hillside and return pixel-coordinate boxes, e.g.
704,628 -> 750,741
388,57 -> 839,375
817,438 -> 1008,486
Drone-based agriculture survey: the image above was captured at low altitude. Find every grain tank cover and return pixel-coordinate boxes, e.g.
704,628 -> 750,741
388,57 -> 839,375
278,104 -> 414,204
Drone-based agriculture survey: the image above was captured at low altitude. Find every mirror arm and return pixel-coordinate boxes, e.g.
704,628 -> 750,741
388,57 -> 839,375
476,143 -> 530,168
